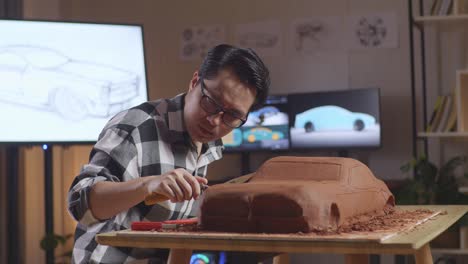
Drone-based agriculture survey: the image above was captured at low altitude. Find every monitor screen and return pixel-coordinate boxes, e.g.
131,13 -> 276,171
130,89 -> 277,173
222,94 -> 289,152
0,19 -> 148,144
289,88 -> 381,149
190,251 -> 226,264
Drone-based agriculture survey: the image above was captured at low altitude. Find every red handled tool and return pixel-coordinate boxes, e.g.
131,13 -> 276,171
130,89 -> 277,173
144,184 -> 209,205
131,218 -> 198,231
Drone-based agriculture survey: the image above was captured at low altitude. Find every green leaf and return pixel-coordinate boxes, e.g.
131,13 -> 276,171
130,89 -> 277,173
398,155 -> 468,205
414,159 -> 437,185
40,233 -> 73,255
400,162 -> 411,173
40,233 -> 59,251
439,156 -> 466,178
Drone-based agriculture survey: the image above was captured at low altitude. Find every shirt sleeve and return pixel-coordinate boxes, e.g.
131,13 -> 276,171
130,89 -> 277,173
67,127 -> 139,226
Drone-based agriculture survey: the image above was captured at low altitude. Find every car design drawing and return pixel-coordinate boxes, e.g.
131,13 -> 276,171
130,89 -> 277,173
222,128 -> 242,147
200,156 -> 394,233
243,127 -> 284,143
245,106 -> 288,126
294,105 -> 376,132
239,32 -> 278,48
0,45 -> 140,120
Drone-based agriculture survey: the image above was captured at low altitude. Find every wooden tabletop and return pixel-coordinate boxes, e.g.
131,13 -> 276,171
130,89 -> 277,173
96,205 -> 468,255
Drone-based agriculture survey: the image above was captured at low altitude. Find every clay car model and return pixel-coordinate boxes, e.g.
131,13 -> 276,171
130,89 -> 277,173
0,45 -> 140,120
294,105 -> 376,132
199,156 -> 394,233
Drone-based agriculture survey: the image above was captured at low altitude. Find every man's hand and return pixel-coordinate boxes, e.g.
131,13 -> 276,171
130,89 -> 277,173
89,169 -> 208,220
145,168 -> 208,203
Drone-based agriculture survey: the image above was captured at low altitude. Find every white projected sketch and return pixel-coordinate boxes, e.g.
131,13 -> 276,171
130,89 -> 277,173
346,13 -> 398,49
234,20 -> 281,57
290,17 -> 344,54
180,25 -> 226,60
0,45 -> 140,121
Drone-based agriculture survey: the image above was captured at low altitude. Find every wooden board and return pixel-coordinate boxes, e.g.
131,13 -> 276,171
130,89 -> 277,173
115,210 -> 441,243
96,206 -> 468,255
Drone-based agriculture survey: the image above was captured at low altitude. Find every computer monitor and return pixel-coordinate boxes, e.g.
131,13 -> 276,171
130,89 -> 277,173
0,19 -> 148,144
222,94 -> 289,152
288,88 -> 381,150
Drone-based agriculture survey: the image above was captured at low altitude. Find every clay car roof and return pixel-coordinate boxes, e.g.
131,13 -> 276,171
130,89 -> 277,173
251,156 -> 369,182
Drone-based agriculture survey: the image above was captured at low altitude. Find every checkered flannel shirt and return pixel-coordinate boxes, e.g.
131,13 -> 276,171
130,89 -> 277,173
67,93 -> 223,263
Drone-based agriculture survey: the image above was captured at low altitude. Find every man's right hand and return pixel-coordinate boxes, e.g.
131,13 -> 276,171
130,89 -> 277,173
89,168 -> 208,220
144,168 -> 208,203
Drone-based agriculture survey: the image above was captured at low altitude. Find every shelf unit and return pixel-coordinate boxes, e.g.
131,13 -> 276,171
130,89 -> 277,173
416,69 -> 468,139
414,14 -> 468,24
433,248 -> 468,254
410,0 -> 468,153
458,70 -> 468,131
409,0 -> 468,259
418,132 -> 468,138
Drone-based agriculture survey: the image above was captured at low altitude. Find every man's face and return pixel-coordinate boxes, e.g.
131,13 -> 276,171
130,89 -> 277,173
184,69 -> 256,144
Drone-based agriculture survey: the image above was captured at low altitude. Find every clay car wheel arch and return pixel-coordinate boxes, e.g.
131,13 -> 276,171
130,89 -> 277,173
51,88 -> 89,121
304,121 -> 315,133
353,119 -> 365,131
330,203 -> 340,228
386,195 -> 395,207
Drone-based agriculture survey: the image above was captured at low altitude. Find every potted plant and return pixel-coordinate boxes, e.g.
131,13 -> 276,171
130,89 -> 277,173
397,155 -> 468,205
397,155 -> 468,249
40,233 -> 73,264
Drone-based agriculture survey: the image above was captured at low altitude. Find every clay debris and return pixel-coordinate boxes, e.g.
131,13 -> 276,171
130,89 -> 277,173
312,208 -> 435,235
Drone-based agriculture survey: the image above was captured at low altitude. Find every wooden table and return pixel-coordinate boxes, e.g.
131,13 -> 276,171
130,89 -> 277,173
96,206 -> 468,264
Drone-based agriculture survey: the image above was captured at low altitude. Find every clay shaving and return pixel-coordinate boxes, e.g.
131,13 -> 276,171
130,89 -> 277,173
153,208 -> 438,236
312,208 -> 436,235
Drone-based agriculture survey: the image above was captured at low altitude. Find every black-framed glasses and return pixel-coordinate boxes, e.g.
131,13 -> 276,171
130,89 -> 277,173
199,79 -> 247,128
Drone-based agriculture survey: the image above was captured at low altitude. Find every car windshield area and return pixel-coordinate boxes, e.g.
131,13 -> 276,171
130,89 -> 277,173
257,161 -> 343,181
2,46 -> 69,69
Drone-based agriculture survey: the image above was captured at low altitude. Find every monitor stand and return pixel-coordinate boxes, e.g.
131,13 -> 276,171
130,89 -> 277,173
241,151 -> 251,175
6,146 -> 19,264
43,144 -> 55,264
337,149 -> 370,166
337,149 -> 349,158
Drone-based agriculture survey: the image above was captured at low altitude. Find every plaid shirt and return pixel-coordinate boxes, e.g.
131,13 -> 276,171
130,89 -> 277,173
67,93 -> 223,264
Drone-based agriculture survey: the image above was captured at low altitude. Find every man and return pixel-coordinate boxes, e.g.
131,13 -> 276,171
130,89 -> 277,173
67,44 -> 270,263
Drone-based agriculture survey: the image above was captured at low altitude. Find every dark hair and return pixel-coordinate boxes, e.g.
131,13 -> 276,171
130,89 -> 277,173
198,44 -> 270,111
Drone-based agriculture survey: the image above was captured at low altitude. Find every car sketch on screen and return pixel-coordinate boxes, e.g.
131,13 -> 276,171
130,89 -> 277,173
244,106 -> 288,126
222,96 -> 290,151
0,45 -> 140,121
243,127 -> 284,143
294,105 -> 376,132
222,128 -> 242,147
291,105 -> 380,148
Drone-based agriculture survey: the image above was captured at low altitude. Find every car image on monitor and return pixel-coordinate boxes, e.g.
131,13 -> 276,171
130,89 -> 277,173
289,88 -> 381,149
294,105 -> 377,133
